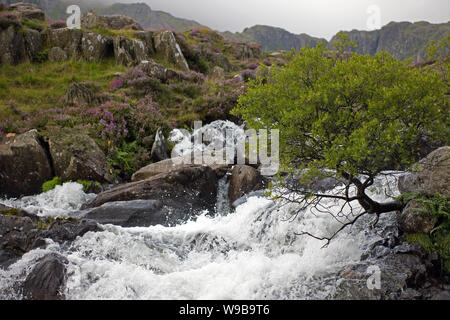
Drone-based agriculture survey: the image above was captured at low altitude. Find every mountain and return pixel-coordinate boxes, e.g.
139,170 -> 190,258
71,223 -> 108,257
221,25 -> 326,51
96,2 -> 204,32
329,21 -> 450,61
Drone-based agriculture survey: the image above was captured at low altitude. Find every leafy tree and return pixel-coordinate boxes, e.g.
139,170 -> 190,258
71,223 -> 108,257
232,36 -> 449,244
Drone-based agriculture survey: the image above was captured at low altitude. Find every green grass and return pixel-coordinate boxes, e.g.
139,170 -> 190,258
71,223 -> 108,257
0,58 -> 127,119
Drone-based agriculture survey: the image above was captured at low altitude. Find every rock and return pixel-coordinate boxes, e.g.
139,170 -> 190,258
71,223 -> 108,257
48,28 -> 82,59
198,43 -> 233,71
23,28 -> 41,61
8,3 -> 45,21
228,165 -> 267,205
84,200 -> 170,227
398,146 -> 450,198
22,253 -> 67,300
231,190 -> 266,209
0,209 -> 101,268
48,47 -> 67,62
0,26 -> 26,65
81,31 -> 113,62
398,200 -> 435,234
45,126 -> 112,183
210,66 -> 225,79
113,36 -> 149,66
232,42 -> 263,60
154,30 -> 189,71
0,129 -> 52,197
84,166 -> 218,225
138,59 -> 180,82
151,128 -> 168,162
132,157 -> 189,182
81,11 -> 142,30
135,31 -> 155,55
64,81 -> 104,105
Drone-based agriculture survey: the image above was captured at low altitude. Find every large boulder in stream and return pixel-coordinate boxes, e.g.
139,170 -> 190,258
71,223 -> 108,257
0,130 -> 52,197
228,165 -> 267,206
84,165 -> 218,227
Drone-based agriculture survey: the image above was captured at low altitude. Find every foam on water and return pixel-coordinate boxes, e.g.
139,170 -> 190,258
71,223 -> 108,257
0,182 -> 95,217
0,172 -> 401,300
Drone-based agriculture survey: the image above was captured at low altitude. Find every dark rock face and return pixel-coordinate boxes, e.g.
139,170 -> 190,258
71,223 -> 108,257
228,165 -> 266,205
0,130 -> 52,198
398,146 -> 450,198
81,31 -> 113,62
151,128 -> 168,162
84,166 -> 218,226
45,126 -> 112,184
0,209 -> 101,268
22,253 -> 68,300
0,26 -> 26,65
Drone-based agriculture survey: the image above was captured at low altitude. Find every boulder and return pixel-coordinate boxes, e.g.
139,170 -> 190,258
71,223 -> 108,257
232,42 -> 263,60
45,126 -> 112,183
151,128 -> 168,162
398,146 -> 450,198
48,46 -> 67,62
0,130 -> 52,197
210,66 -> 225,79
154,30 -> 189,71
81,11 -> 142,30
113,36 -> 148,66
135,31 -> 155,55
132,157 -> 189,182
228,165 -> 267,205
84,166 -> 218,225
48,28 -> 82,59
0,26 -> 26,65
398,200 -> 435,234
22,253 -> 67,300
138,59 -> 180,82
23,28 -> 41,61
8,3 -> 45,21
81,31 -> 113,62
64,81 -> 104,105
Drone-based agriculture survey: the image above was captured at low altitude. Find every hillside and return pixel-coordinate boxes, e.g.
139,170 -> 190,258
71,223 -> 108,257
329,21 -> 450,61
222,25 -> 326,51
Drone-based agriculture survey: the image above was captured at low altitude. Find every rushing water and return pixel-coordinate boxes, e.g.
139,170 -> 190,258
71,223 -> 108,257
0,172 -> 400,300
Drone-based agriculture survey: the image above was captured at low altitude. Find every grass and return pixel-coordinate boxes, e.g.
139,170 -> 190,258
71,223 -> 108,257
0,58 -> 127,119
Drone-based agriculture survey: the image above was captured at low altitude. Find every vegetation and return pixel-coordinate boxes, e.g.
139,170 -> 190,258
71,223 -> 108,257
232,34 -> 449,244
42,176 -> 63,192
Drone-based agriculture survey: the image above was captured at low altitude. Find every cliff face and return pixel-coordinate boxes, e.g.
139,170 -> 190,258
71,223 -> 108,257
222,25 -> 326,51
329,21 -> 450,61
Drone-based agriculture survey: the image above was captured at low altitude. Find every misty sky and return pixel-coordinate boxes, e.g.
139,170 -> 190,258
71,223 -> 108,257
115,0 -> 449,40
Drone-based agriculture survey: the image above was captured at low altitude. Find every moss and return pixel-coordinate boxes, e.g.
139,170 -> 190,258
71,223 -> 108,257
76,180 -> 95,192
0,208 -> 20,216
42,176 -> 62,192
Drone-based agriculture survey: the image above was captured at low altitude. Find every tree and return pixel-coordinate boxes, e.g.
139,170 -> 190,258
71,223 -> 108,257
232,37 -> 449,245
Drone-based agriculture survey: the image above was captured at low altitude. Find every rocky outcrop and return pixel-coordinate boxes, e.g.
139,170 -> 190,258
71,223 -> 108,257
138,59 -> 181,82
0,26 -> 26,65
81,31 -> 113,62
398,146 -> 450,198
22,253 -> 67,300
113,36 -> 148,66
45,126 -> 112,184
228,165 -> 266,205
231,42 -> 263,60
48,28 -> 82,59
0,130 -> 52,197
154,30 -> 190,71
84,166 -> 218,226
8,2 -> 45,21
81,11 -> 142,30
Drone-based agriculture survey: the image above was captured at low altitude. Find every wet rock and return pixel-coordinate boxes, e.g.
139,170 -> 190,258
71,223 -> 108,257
228,165 -> 267,206
81,31 -> 113,62
113,36 -> 149,66
81,11 -> 142,30
0,130 -> 52,198
45,126 -> 112,184
8,3 -> 45,21
48,28 -> 83,59
84,200 -> 176,227
48,46 -> 67,62
22,253 -> 68,300
151,128 -> 168,162
132,157 -> 190,182
398,146 -> 450,198
398,200 -> 435,234
154,30 -> 189,71
85,166 -> 218,225
231,190 -> 266,209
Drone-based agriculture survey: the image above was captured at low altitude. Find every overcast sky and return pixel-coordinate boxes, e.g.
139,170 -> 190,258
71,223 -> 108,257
116,0 -> 449,40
